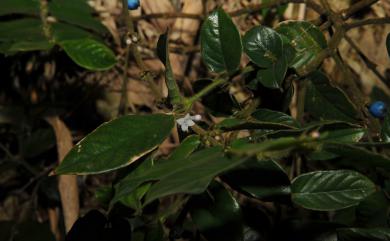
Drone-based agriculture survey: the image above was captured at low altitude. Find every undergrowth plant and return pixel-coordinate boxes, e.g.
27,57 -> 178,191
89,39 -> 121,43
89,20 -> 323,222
1,0 -> 390,240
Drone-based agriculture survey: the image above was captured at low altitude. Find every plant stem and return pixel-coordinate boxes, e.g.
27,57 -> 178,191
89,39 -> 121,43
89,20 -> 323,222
118,0 -> 131,115
345,17 -> 390,30
39,0 -> 53,42
186,78 -> 227,106
119,0 -> 163,115
191,124 -> 220,146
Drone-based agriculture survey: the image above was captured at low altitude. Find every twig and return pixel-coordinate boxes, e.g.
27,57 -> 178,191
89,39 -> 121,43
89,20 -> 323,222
341,0 -> 379,20
345,17 -> 390,30
185,78 -> 227,106
39,0 -> 52,42
133,0 -> 325,22
190,124 -> 220,146
122,2 -> 163,102
230,0 -> 324,17
0,144 -> 38,175
344,35 -> 389,90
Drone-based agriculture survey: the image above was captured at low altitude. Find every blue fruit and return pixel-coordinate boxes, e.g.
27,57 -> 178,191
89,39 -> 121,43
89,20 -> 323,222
127,0 -> 140,10
369,101 -> 387,118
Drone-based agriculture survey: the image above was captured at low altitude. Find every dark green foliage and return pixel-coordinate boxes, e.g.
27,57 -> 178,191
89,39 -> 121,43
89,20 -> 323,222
1,3 -> 390,241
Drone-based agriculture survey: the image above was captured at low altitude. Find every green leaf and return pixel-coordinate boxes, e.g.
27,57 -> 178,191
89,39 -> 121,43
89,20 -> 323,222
321,143 -> 390,170
0,19 -> 52,53
255,57 -> 287,89
190,182 -> 243,241
55,114 -> 174,175
120,183 -> 152,211
223,159 -> 291,201
338,228 -> 390,241
59,38 -> 117,71
381,112 -> 390,142
0,40 -> 53,54
200,8 -> 242,74
157,32 -> 183,106
217,108 -> 299,132
252,108 -> 300,128
230,136 -> 312,158
112,147 -> 248,206
95,186 -> 114,208
119,156 -> 154,212
243,26 -> 288,89
320,128 -> 365,142
168,135 -> 201,161
52,22 -> 95,41
291,170 -> 376,211
0,19 -> 46,42
307,128 -> 365,161
243,26 -> 283,68
49,0 -> 107,34
305,71 -> 358,122
0,0 -> 40,16
275,20 -> 327,71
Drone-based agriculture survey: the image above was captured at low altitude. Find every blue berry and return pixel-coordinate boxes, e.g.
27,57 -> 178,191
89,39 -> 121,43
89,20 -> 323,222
369,101 -> 387,118
127,0 -> 140,10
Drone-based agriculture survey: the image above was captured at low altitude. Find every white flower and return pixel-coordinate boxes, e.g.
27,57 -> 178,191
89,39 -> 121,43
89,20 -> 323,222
176,114 -> 202,132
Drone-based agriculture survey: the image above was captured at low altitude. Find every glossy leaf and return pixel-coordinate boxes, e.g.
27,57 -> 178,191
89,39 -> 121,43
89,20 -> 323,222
338,228 -> 390,241
223,159 -> 291,201
217,118 -> 297,132
0,0 -> 39,15
252,108 -> 300,128
113,147 -> 248,206
52,22 -> 96,41
243,26 -> 283,68
55,114 -> 174,175
255,57 -> 288,89
200,8 -> 242,74
320,128 -> 365,142
307,128 -> 365,161
59,38 -> 117,71
168,135 -> 201,161
291,170 -> 376,211
275,20 -> 327,70
243,26 -> 287,89
322,143 -> 390,170
305,71 -> 358,122
0,19 -> 47,42
230,136 -> 312,158
49,0 -> 107,34
190,182 -> 243,241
